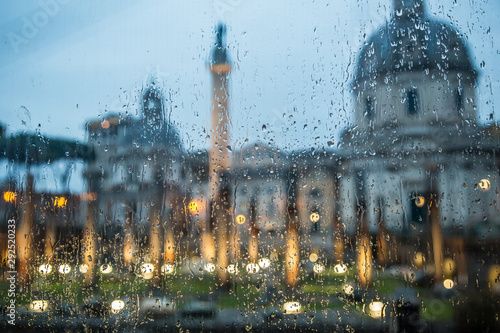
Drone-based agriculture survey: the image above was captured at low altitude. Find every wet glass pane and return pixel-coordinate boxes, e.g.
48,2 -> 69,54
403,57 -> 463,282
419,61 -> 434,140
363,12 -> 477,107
1,0 -> 499,331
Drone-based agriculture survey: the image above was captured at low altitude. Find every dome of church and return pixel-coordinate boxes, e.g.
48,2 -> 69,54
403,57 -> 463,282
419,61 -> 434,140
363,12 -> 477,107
353,0 -> 477,85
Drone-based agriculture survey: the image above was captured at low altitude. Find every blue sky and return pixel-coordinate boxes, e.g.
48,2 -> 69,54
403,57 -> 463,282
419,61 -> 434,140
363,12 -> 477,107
0,0 -> 499,153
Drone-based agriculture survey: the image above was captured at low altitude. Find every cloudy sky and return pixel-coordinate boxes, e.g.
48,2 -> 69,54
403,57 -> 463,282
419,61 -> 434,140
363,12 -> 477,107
1,0 -> 499,153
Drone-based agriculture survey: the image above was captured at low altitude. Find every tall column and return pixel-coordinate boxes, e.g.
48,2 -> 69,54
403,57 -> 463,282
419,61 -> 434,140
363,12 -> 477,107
208,23 -> 232,290
82,199 -> 97,286
123,210 -> 135,269
148,200 -> 162,280
355,171 -> 372,289
332,175 -> 344,264
430,192 -> 444,282
376,198 -> 389,266
357,205 -> 373,289
285,169 -> 300,289
248,196 -> 259,263
16,174 -> 34,285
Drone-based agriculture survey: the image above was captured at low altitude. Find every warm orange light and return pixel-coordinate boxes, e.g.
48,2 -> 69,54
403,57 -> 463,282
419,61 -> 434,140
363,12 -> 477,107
81,192 -> 97,201
188,200 -> 201,213
415,196 -> 425,207
101,120 -> 110,129
54,196 -> 67,208
309,212 -> 320,223
236,214 -> 246,224
3,191 -> 16,203
479,179 -> 491,191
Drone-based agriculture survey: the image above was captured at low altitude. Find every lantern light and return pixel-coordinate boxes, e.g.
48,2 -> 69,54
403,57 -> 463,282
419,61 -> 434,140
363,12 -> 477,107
54,196 -> 67,208
111,300 -> 125,314
479,179 -> 491,191
334,263 -> 348,274
313,263 -> 325,274
79,264 -> 89,274
309,212 -> 320,223
415,196 -> 425,207
100,264 -> 113,274
3,191 -> 16,203
161,264 -> 175,275
204,263 -> 215,273
343,284 -> 354,295
227,264 -> 238,274
283,301 -> 301,314
30,300 -> 49,312
58,264 -> 71,275
246,263 -> 260,274
367,301 -> 385,318
443,279 -> 454,290
38,264 -> 52,275
258,258 -> 271,269
236,214 -> 246,224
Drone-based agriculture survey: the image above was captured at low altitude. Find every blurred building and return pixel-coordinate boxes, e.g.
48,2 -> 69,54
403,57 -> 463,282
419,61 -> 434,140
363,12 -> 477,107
85,79 -> 187,266
338,0 -> 500,239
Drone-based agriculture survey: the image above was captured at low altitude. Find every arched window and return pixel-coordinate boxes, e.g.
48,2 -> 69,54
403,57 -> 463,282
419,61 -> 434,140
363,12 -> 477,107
456,87 -> 464,113
407,88 -> 419,115
365,96 -> 374,119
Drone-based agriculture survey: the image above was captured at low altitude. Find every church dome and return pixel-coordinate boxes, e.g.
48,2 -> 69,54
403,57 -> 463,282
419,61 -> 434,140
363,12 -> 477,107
353,0 -> 477,85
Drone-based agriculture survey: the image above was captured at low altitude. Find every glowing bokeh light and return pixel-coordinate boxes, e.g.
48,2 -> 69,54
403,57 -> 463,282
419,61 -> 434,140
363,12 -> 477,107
100,264 -> 113,274
283,301 -> 301,314
58,264 -> 71,274
368,301 -> 385,318
227,264 -> 238,274
343,284 -> 354,295
3,191 -> 15,203
258,257 -> 271,269
313,263 -> 325,274
443,279 -> 454,289
54,196 -> 67,208
309,212 -> 320,223
246,263 -> 260,274
111,300 -> 125,313
204,263 -> 215,273
161,264 -> 175,275
479,179 -> 491,191
334,263 -> 348,274
30,300 -> 49,312
236,214 -> 246,224
38,264 -> 52,275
